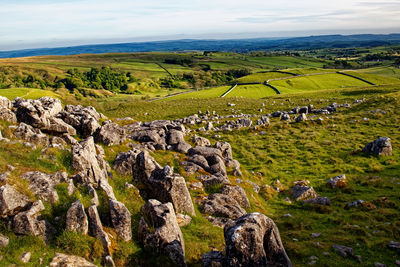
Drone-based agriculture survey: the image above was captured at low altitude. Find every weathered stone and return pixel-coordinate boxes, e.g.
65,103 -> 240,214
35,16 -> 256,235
66,200 -> 88,235
130,129 -> 165,145
166,129 -> 192,153
332,244 -> 354,257
189,154 -> 210,170
176,213 -> 192,227
281,113 -> 291,121
0,96 -> 12,109
224,213 -> 292,267
49,253 -> 97,267
291,184 -> 319,201
138,199 -> 186,266
71,137 -> 115,199
58,104 -> 101,137
326,174 -> 347,188
21,252 -> 31,263
238,118 -> 252,127
363,137 -> 392,156
202,251 -> 224,267
388,241 -> 400,253
197,174 -> 230,187
295,113 -> 307,122
95,121 -> 126,146
133,152 -> 195,216
303,197 -> 331,205
109,199 -> 132,242
192,135 -> 211,147
208,155 -> 227,175
14,122 -> 49,146
0,233 -> 9,247
0,107 -> 17,123
67,179 -> 75,196
13,201 -> 53,242
112,149 -> 141,175
221,185 -> 250,208
21,171 -> 67,203
202,193 -> 246,219
189,146 -> 223,159
87,205 -> 111,255
0,184 -> 30,217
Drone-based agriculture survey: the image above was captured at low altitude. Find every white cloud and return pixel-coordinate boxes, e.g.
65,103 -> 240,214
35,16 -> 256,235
0,0 -> 399,50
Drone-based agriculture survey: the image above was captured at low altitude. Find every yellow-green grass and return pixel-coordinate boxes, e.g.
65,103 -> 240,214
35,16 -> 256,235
354,66 -> 400,79
165,86 -> 231,100
246,56 -> 325,68
0,88 -> 61,100
270,73 -> 370,94
237,72 -> 294,83
344,71 -> 400,85
284,67 -> 338,75
227,84 -> 277,98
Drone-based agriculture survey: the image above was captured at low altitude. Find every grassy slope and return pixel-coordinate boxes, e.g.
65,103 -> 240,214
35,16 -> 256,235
346,71 -> 400,85
165,86 -> 231,100
270,73 -> 370,94
0,88 -> 61,100
237,72 -> 294,83
227,84 -> 277,98
0,85 -> 399,266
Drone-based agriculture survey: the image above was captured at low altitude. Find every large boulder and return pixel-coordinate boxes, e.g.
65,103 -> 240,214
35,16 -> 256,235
112,149 -> 141,175
363,137 -> 392,156
192,135 -> 211,147
50,253 -> 97,267
138,199 -> 186,267
0,184 -> 30,217
109,199 -> 132,242
224,213 -> 292,267
58,104 -> 101,137
133,151 -> 195,216
66,200 -> 89,235
166,130 -> 192,153
87,205 -> 112,256
14,97 -> 76,135
95,120 -> 126,146
14,122 -> 49,146
71,137 -> 115,200
0,96 -> 12,109
221,185 -> 250,208
202,193 -> 246,220
0,106 -> 17,123
13,200 -> 53,242
21,171 -> 67,203
197,174 -> 230,188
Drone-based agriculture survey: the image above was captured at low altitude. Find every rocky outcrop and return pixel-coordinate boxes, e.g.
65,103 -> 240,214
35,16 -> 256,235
14,97 -> 76,135
12,200 -> 53,242
363,137 -> 392,156
109,199 -> 132,242
50,253 -> 97,267
0,106 -> 17,123
138,199 -> 186,266
221,185 -> 250,208
192,135 -> 211,147
0,184 -> 30,217
14,122 -> 49,146
202,193 -> 246,220
58,104 -> 102,137
21,171 -> 67,203
202,251 -> 224,267
133,151 -> 195,216
224,213 -> 292,267
66,200 -> 88,235
0,96 -> 12,109
95,120 -> 126,146
112,149 -> 141,175
87,205 -> 112,256
166,130 -> 192,153
71,137 -> 115,200
197,174 -> 230,187
291,184 -> 319,201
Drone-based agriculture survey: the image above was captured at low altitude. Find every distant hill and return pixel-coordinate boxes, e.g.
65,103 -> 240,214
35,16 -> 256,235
1,33 -> 400,58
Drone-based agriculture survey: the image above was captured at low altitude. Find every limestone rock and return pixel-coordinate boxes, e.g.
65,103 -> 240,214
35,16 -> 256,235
303,197 -> 331,206
363,137 -> 392,156
197,174 -> 230,187
50,253 -> 97,267
295,113 -> 307,122
20,252 -> 31,263
0,96 -> 12,109
166,130 -> 192,153
87,205 -> 112,255
291,184 -> 319,201
66,200 -> 88,235
0,107 -> 17,123
202,193 -> 246,219
112,149 -> 141,175
14,122 -> 49,146
138,199 -> 186,266
95,121 -> 126,146
202,251 -> 224,267
224,213 -> 292,267
221,185 -> 250,208
192,135 -> 211,147
326,174 -> 347,188
332,244 -> 354,257
0,233 -> 9,247
109,199 -> 132,242
133,151 -> 195,216
58,104 -> 101,137
0,184 -> 30,217
21,171 -> 67,203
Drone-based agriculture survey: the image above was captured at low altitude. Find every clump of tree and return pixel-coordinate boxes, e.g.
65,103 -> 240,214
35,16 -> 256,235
60,67 -> 129,92
160,68 -> 251,89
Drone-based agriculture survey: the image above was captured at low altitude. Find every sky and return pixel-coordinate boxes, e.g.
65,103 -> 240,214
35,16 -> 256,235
0,0 -> 400,51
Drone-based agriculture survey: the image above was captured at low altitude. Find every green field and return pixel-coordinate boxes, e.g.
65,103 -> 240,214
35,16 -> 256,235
165,86 -> 231,100
344,71 -> 400,85
0,88 -> 61,100
237,72 -> 294,83
227,84 -> 277,98
270,73 -> 370,94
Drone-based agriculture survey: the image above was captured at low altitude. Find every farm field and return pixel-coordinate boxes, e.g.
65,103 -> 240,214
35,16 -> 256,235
226,84 -> 277,98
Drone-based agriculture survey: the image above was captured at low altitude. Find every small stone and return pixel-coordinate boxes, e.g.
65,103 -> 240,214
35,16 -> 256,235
293,238 -> 298,241
322,252 -> 330,256
374,262 -> 386,267
282,213 -> 292,218
176,213 -> 192,227
311,233 -> 321,238
355,255 -> 362,263
21,252 -> 31,263
310,255 -> 318,260
6,165 -> 15,171
0,234 -> 9,247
